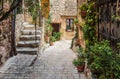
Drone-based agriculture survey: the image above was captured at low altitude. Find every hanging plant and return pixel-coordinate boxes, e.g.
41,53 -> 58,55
80,3 -> 88,18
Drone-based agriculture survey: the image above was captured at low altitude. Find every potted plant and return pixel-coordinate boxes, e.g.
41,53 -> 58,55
53,32 -> 62,41
73,58 -> 85,72
80,3 -> 88,18
49,36 -> 56,46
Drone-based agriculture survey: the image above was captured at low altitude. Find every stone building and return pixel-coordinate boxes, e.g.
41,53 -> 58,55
0,3 -> 12,66
50,0 -> 77,40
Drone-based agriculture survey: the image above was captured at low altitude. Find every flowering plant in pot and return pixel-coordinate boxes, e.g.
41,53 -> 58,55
80,3 -> 88,18
73,58 -> 85,72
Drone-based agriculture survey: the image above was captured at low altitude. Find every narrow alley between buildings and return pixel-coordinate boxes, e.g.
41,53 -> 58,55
0,40 -> 86,79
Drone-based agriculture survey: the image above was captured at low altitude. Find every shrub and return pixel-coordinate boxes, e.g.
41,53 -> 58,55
53,32 -> 62,40
50,36 -> 56,42
73,59 -> 84,66
88,40 -> 120,79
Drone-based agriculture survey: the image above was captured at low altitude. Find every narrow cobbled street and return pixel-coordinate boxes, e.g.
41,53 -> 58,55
0,40 -> 86,79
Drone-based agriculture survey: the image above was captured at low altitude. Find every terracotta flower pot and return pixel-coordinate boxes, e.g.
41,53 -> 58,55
77,65 -> 85,72
76,39 -> 80,45
81,11 -> 87,18
45,35 -> 49,43
50,41 -> 54,46
76,62 -> 85,72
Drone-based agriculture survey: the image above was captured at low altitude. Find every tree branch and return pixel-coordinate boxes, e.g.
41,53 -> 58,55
0,0 -> 21,21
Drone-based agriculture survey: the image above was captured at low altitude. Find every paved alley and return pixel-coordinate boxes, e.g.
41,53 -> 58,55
0,40 -> 86,79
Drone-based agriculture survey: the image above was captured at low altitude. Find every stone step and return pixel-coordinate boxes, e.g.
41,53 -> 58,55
16,48 -> 38,55
17,40 -> 40,47
20,35 -> 41,41
24,25 -> 40,30
21,30 -> 41,35
22,22 -> 29,25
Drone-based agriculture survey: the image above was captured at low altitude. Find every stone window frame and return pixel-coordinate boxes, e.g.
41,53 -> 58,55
66,18 -> 74,32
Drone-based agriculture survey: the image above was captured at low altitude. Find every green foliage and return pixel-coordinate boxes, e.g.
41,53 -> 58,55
88,40 -> 120,79
74,18 -> 79,24
46,25 -> 53,32
26,0 -> 40,21
79,1 -> 120,79
76,47 -> 86,58
46,16 -> 52,24
72,58 -> 84,66
53,32 -> 62,40
80,3 -> 88,11
81,1 -> 97,46
117,43 -> 120,49
89,40 -> 112,70
50,36 -> 56,42
45,16 -> 53,35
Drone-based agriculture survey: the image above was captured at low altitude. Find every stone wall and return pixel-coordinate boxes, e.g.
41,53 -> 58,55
0,2 -> 12,66
0,18 -> 12,66
50,0 -> 77,23
15,14 -> 24,45
72,0 -> 86,51
0,3 -> 24,66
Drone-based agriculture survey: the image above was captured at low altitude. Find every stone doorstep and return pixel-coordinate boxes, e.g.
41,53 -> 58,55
0,54 -> 37,73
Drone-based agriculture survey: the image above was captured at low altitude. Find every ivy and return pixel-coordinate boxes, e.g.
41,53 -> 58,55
81,1 -> 97,46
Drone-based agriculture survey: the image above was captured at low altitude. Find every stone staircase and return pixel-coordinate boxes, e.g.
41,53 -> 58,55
16,23 -> 41,55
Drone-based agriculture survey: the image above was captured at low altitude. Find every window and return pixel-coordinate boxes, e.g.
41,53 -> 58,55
66,19 -> 74,32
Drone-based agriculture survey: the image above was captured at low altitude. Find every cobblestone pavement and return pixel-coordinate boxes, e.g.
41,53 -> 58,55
0,40 -> 86,79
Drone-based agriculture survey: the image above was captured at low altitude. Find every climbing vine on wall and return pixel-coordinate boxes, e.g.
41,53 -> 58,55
82,1 -> 97,46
